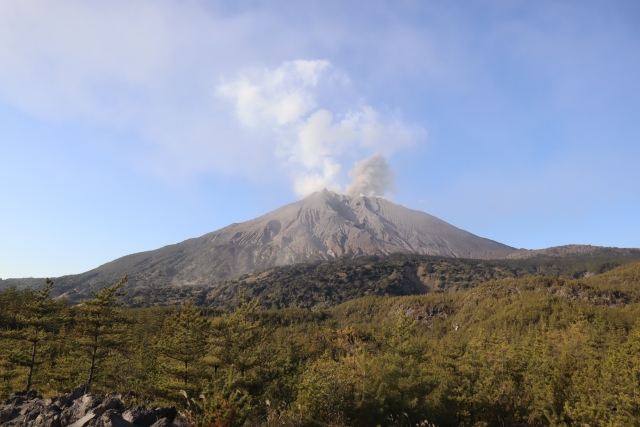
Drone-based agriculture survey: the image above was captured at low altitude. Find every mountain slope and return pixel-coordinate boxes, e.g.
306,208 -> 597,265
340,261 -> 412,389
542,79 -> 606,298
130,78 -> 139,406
36,190 -> 515,296
200,189 -> 515,261
505,244 -> 640,259
115,251 -> 640,309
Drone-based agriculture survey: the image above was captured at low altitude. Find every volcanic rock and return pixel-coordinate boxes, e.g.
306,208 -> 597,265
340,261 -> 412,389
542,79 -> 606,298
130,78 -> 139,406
0,387 -> 178,427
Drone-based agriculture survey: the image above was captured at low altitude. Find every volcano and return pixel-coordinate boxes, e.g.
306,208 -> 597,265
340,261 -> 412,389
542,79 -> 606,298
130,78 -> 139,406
47,189 -> 517,295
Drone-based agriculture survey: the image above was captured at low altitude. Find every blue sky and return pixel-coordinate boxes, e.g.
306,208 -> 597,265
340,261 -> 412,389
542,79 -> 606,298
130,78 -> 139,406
1,0 -> 639,278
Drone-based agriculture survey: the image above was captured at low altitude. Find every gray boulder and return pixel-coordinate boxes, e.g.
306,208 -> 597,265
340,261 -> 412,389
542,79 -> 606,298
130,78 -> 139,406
123,406 -> 178,427
0,387 -> 178,427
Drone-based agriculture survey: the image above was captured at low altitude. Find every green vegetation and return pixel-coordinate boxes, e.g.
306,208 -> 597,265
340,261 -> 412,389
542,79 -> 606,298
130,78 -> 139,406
2,262 -> 640,426
2,278 -> 65,391
157,300 -> 210,398
5,249 -> 640,308
122,251 -> 640,309
72,275 -> 130,391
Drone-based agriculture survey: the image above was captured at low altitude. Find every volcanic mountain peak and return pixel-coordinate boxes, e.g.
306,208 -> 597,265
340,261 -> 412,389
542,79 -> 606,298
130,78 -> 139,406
36,190 -> 518,296
203,189 -> 515,261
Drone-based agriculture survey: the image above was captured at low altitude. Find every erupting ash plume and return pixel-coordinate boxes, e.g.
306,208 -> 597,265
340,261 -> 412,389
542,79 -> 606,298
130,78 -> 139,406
346,153 -> 396,197
217,60 -> 422,196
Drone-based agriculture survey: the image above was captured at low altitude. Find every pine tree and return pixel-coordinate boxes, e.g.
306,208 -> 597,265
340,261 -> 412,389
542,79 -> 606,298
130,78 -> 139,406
205,291 -> 268,423
0,286 -> 23,395
2,279 -> 65,391
73,275 -> 129,392
156,300 -> 209,399
371,312 -> 429,426
208,292 -> 265,380
0,286 -> 22,331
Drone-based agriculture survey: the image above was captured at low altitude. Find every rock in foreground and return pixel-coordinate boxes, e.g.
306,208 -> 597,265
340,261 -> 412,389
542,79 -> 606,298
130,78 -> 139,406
0,386 -> 179,427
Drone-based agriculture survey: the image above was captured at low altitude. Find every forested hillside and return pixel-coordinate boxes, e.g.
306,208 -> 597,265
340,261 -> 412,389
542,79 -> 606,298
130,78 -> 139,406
4,246 -> 640,309
119,251 -> 640,309
2,262 -> 640,426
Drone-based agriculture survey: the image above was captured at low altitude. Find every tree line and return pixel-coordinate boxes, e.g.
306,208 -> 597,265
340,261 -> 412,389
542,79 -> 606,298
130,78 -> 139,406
2,262 -> 640,426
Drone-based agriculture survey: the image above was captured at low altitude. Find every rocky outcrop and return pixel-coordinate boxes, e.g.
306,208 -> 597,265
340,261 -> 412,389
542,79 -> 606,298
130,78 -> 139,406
0,386 -> 179,427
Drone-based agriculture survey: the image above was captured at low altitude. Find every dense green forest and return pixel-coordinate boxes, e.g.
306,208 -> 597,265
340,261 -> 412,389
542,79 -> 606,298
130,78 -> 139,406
2,262 -> 640,426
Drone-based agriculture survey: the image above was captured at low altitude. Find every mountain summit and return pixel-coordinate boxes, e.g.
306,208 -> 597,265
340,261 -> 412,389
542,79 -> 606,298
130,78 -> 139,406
208,189 -> 515,261
51,190 -> 516,295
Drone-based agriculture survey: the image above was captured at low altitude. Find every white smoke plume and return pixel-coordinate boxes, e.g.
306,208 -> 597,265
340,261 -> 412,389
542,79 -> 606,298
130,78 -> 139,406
346,153 -> 396,197
216,60 -> 330,127
217,60 -> 421,196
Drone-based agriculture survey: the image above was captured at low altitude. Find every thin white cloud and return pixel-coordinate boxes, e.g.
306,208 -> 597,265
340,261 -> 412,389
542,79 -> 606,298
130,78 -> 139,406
217,60 -> 422,196
0,1 -> 175,120
0,1 -> 443,190
0,1 -> 298,182
4,0 -> 631,202
217,60 -> 331,127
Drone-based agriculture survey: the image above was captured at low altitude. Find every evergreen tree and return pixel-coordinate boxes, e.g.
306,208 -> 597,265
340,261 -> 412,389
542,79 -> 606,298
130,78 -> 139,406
605,321 -> 640,425
156,300 -> 209,399
371,312 -> 430,426
295,353 -> 354,424
206,292 -> 268,424
0,285 -> 22,331
73,275 -> 129,392
2,279 -> 64,391
0,286 -> 22,395
208,292 -> 266,380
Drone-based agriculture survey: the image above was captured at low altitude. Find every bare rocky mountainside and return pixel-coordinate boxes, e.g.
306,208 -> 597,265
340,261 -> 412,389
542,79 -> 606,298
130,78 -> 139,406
4,190 -> 517,298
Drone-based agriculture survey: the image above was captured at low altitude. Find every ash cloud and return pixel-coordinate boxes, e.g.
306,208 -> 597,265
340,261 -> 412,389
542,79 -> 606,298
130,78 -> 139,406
217,60 -> 421,196
346,153 -> 396,197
